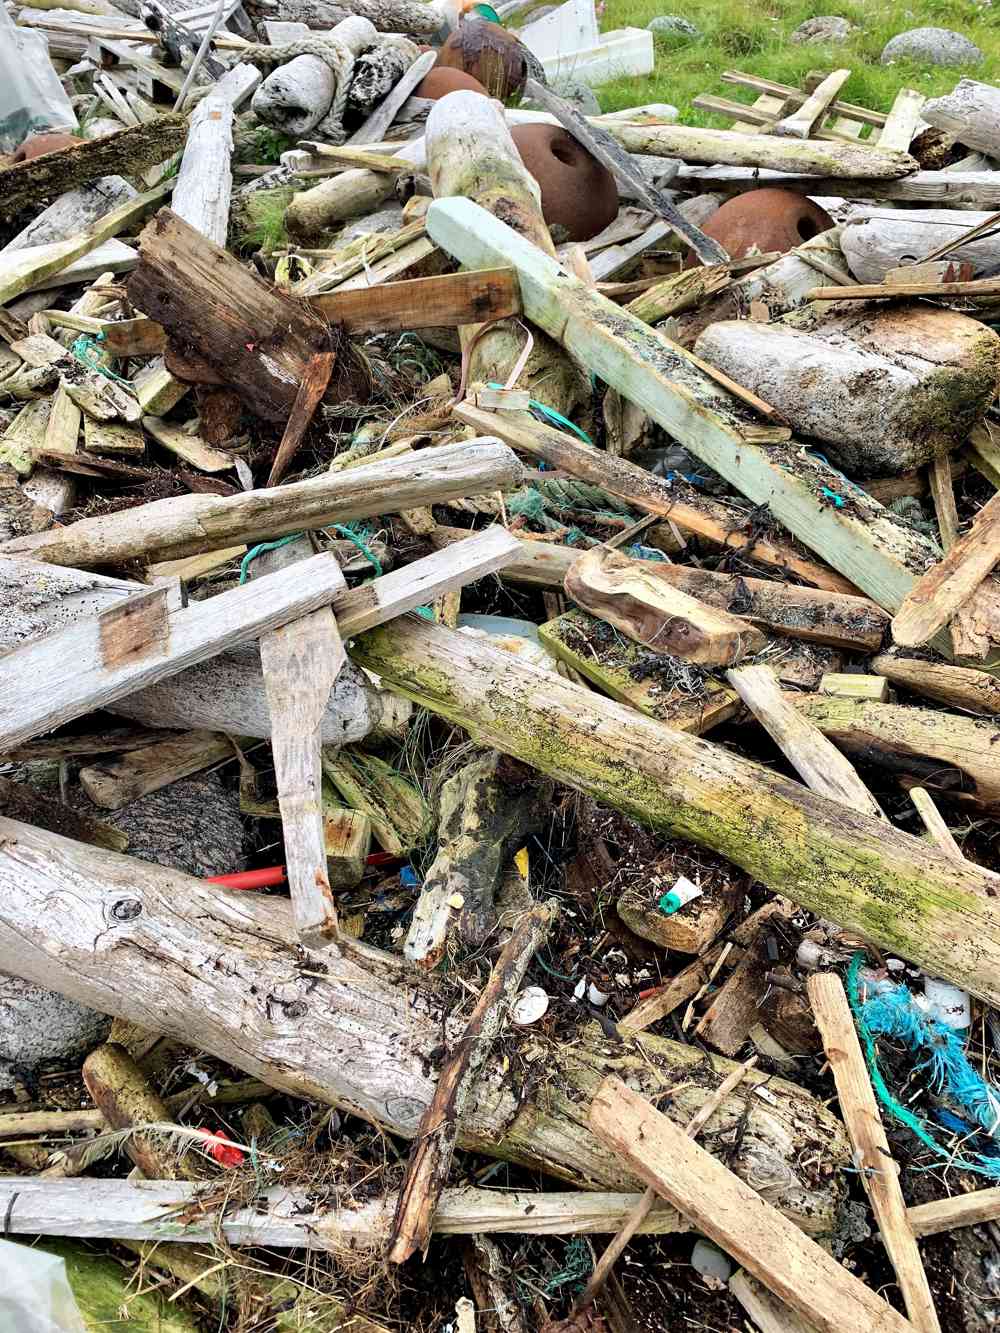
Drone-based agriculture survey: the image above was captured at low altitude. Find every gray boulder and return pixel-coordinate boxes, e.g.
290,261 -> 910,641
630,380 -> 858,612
647,14 -> 700,44
791,16 -> 855,45
881,27 -> 983,66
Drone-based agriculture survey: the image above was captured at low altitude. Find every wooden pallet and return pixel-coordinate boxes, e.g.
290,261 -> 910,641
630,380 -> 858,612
694,69 -> 927,151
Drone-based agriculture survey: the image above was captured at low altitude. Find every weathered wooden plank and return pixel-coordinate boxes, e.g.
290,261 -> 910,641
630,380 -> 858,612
311,267 -> 521,333
0,554 -> 346,749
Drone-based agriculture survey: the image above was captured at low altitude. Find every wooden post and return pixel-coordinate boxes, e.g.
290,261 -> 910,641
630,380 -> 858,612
922,80 -> 1000,158
170,98 -> 233,250
351,617 -> 1000,1005
807,973 -> 941,1333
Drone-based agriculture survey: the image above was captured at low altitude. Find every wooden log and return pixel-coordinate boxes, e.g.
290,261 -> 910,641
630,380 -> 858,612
252,54 -> 337,136
0,553 -> 345,750
0,818 -> 849,1229
349,48 -> 436,145
892,492 -> 1000,647
170,98 -> 234,250
808,973 -> 940,1333
565,547 -> 765,666
127,209 -> 330,424
0,116 -> 187,219
791,693 -> 1000,807
644,565 -> 888,651
590,1077 -> 913,1333
430,199 -> 995,658
0,1178 -> 689,1246
352,617 -> 1000,1004
274,0 -> 444,37
772,69 -> 851,139
674,165 -> 1000,209
79,730 -> 235,808
311,267 -> 521,333
608,122 -> 916,179
347,37 -> 420,119
2,177 -> 137,254
694,308 -> 1000,478
389,901 -> 554,1263
425,90 -> 589,425
727,665 -> 884,820
871,654 -> 1000,715
453,405 -> 855,593
0,437 -> 523,566
922,80 -> 1000,158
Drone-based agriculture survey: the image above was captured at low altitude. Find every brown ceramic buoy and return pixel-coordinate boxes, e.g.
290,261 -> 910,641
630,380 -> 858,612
511,124 -> 619,243
415,66 -> 488,99
684,188 -> 834,267
12,131 -> 79,163
436,18 -> 529,101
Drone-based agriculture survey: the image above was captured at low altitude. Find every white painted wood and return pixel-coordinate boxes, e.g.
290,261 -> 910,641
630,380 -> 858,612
0,553 -> 347,749
171,97 -> 234,249
0,1178 -> 684,1248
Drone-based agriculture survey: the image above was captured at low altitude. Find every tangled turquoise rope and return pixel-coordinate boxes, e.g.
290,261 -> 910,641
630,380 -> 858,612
239,522 -> 383,585
847,952 -> 1000,1178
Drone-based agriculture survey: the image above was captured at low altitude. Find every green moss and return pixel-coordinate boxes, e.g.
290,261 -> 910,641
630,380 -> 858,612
30,1240 -> 202,1332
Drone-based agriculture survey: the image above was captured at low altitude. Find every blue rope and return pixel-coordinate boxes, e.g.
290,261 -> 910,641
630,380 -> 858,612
847,953 -> 1000,1177
484,381 -> 593,444
70,332 -> 132,387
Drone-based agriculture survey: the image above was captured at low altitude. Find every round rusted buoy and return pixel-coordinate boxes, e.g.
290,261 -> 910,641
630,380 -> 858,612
512,123 -> 619,243
684,188 -> 834,266
436,18 -> 529,101
415,66 -> 488,99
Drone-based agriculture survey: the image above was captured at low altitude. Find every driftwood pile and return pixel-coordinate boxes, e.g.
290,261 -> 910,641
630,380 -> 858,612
5,3 -> 1000,1329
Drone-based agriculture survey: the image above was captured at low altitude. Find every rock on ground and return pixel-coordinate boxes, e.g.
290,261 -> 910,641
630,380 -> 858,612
791,16 -> 855,44
0,772 -> 245,1091
881,27 -> 984,66
647,14 -> 700,44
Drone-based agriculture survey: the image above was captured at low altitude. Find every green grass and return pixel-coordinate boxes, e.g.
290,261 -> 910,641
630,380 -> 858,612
595,0 -> 1000,121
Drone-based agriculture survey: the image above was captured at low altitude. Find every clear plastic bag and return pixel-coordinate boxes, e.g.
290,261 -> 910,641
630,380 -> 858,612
0,1240 -> 88,1333
0,10 -> 78,155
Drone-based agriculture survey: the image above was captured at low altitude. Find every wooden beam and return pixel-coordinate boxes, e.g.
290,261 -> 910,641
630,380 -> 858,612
673,166 -> 1000,209
892,492 -> 1000,647
772,69 -> 851,140
589,1077 -> 914,1333
0,116 -> 187,219
310,268 -> 521,334
432,203 -> 963,643
908,1189 -> 1000,1238
807,274 -> 1000,300
808,973 -> 941,1333
352,618 -> 1000,1007
170,98 -> 234,250
0,554 -> 345,750
79,730 -> 235,808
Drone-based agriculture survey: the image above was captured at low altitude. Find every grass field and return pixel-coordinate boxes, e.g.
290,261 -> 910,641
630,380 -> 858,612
593,0 -> 1000,119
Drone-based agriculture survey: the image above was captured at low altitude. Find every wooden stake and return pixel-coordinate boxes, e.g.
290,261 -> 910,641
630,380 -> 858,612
771,69 -> 852,140
388,901 -> 555,1263
807,972 -> 941,1333
589,1076 -> 914,1333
